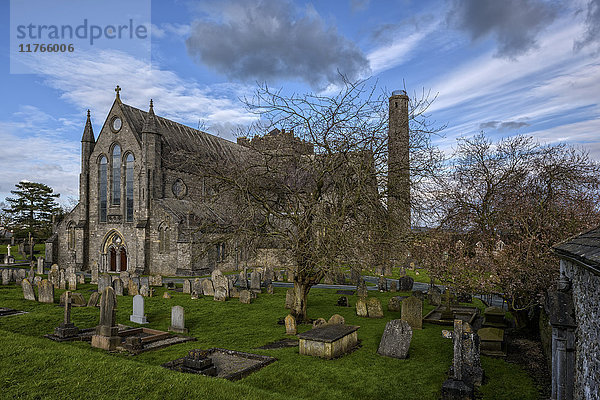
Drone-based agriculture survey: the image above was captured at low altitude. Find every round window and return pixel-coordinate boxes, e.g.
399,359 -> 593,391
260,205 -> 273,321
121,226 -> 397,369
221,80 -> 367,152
111,117 -> 122,132
172,178 -> 187,199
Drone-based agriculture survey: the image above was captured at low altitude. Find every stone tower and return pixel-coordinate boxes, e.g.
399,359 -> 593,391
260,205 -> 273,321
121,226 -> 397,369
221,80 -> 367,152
78,110 -> 95,268
387,90 -> 410,232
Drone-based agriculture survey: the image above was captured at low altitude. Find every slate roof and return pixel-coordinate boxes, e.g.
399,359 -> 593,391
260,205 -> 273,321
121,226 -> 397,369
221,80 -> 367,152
120,103 -> 246,163
553,226 -> 600,274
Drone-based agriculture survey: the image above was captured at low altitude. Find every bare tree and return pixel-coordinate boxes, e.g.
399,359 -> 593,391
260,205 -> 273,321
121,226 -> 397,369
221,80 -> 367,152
183,78 -> 442,321
415,133 -> 600,328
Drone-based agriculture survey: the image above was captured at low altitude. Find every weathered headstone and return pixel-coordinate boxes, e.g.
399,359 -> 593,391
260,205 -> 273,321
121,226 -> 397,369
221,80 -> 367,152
328,314 -> 345,325
87,291 -> 100,307
91,286 -> 120,350
49,264 -> 59,288
377,319 -> 412,359
28,265 -> 35,282
357,279 -> 368,298
214,286 -> 227,301
71,292 -> 87,306
428,286 -> 442,306
59,270 -> 67,289
140,276 -> 149,289
127,278 -> 139,296
285,288 -> 294,309
38,279 -> 54,303
389,280 -> 398,292
412,290 -> 426,302
183,279 -> 191,294
367,297 -> 384,318
33,275 -> 42,286
54,291 -> 80,339
98,273 -> 111,294
1,269 -> 10,285
22,278 -> 36,301
112,278 -> 123,296
37,258 -> 44,274
212,269 -> 229,298
149,275 -> 163,286
401,296 -> 423,330
378,275 -> 387,291
250,270 -> 261,292
285,314 -> 297,335
129,295 -> 148,324
139,285 -> 149,297
388,296 -> 403,312
68,274 -> 77,291
313,318 -> 327,328
169,305 -> 188,333
239,290 -> 252,304
201,279 -> 215,296
77,274 -> 85,285
398,276 -> 414,291
90,261 -> 99,284
356,298 -> 368,317
192,278 -> 202,296
238,269 -> 248,289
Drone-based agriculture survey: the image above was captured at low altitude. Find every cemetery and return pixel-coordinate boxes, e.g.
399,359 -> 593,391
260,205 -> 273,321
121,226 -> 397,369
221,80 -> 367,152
0,264 -> 543,400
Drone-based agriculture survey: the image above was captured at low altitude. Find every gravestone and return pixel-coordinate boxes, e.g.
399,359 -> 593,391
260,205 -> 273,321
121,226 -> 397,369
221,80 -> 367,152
285,314 -> 297,335
377,319 -> 412,359
112,278 -> 124,296
239,290 -> 252,304
201,279 -> 215,296
128,278 -> 139,296
313,318 -> 327,328
163,292 -> 171,299
183,279 -> 191,294
38,279 -> 54,303
398,276 -> 414,291
266,283 -> 274,294
140,276 -> 149,289
366,297 -> 384,318
91,287 -> 120,350
90,262 -> 99,284
77,274 -> 85,284
169,305 -> 188,333
441,320 -> 483,398
33,275 -> 42,286
285,288 -> 294,309
28,265 -> 35,282
388,296 -> 403,312
214,286 -> 227,302
139,285 -> 149,297
22,278 -> 36,301
149,275 -> 163,286
71,293 -> 87,306
412,290 -> 426,302
212,269 -> 229,298
1,269 -> 9,285
129,295 -> 148,324
239,269 -> 248,289
192,278 -> 202,296
263,267 -> 274,284
356,298 -> 368,317
59,271 -> 66,289
428,286 -> 442,306
98,273 -> 111,294
389,280 -> 398,292
401,296 -> 423,330
68,274 -> 77,291
49,264 -> 59,288
328,314 -> 345,325
87,291 -> 100,307
356,279 -> 368,298
37,257 -> 44,274
378,275 -> 387,291
16,268 -> 27,284
54,291 -> 80,339
250,270 -> 261,292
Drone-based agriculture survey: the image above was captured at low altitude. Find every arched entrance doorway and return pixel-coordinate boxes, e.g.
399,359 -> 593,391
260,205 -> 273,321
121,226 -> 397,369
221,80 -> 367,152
101,230 -> 128,272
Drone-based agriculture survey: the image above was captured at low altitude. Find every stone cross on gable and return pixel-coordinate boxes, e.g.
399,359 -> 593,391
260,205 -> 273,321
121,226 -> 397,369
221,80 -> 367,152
115,85 -> 121,100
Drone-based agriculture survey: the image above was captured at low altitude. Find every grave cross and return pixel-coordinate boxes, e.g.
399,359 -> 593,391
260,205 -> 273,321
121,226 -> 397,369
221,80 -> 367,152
115,85 -> 121,100
64,291 -> 72,325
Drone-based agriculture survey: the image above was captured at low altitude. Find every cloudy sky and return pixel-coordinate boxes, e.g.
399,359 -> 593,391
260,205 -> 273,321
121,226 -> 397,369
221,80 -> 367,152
0,0 -> 599,204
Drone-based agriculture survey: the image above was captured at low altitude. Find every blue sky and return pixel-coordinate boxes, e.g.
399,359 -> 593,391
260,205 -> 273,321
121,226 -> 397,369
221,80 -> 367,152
0,0 -> 599,204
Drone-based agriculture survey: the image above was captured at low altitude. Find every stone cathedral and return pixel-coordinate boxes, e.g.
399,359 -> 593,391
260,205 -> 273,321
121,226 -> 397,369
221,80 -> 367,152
46,87 -> 410,276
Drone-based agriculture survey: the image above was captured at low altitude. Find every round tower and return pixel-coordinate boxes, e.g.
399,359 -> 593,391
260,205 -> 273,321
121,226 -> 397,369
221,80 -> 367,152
388,90 -> 410,232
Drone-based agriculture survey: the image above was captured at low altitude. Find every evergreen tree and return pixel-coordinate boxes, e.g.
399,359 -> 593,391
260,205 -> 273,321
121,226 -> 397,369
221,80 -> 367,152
3,181 -> 60,239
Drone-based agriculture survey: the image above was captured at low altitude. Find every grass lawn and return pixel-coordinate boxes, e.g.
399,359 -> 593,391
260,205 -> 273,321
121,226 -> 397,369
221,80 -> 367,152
0,281 -> 539,400
0,243 -> 45,262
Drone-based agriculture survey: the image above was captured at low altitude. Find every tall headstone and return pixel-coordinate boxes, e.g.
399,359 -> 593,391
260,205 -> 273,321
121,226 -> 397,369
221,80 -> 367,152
98,273 -> 111,294
250,270 -> 261,292
401,296 -> 423,330
211,269 -> 228,298
90,261 -> 99,284
91,287 -> 120,350
398,276 -> 414,291
1,269 -> 9,285
428,286 -> 442,306
140,276 -> 149,288
112,278 -> 124,296
68,274 -> 77,291
285,288 -> 294,309
378,275 -> 387,291
183,279 -> 191,294
78,274 -> 85,285
129,295 -> 148,324
192,278 -> 202,296
28,265 -> 35,282
285,314 -> 297,335
238,269 -> 248,289
22,278 -> 36,301
38,279 -> 54,303
54,291 -> 79,338
15,268 -> 26,285
49,264 -> 59,288
377,319 -> 412,359
356,298 -> 368,317
169,305 -> 188,333
367,297 -> 384,318
59,270 -> 66,290
127,278 -> 139,296
357,279 -> 368,298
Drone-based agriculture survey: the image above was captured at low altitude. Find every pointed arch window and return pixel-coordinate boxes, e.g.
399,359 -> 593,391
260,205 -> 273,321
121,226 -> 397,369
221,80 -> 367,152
68,223 -> 76,249
125,153 -> 134,222
112,144 -> 121,205
158,223 -> 170,254
99,156 -> 108,222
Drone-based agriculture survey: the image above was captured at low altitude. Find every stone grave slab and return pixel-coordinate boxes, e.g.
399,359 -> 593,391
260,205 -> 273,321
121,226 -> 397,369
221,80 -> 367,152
0,307 -> 28,317
298,324 -> 360,359
423,305 -> 479,326
162,348 -> 276,381
478,327 -> 506,356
